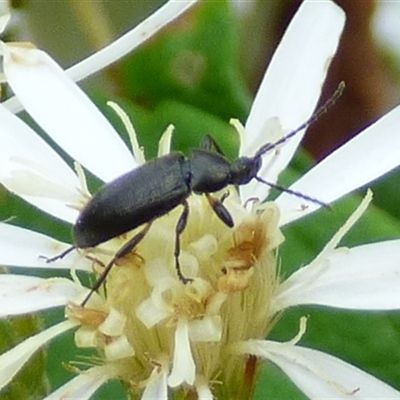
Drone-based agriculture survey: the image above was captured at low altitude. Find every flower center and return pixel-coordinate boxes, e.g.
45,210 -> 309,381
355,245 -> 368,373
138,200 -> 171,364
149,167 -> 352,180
69,193 -> 284,397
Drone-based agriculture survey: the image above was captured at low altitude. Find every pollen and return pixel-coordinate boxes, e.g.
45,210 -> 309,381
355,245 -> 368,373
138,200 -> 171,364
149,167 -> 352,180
218,214 -> 271,294
67,303 -> 107,329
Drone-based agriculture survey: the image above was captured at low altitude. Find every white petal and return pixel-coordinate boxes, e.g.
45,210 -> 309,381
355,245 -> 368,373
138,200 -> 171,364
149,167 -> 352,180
104,335 -> 135,361
316,190 -> 372,256
0,275 -> 82,317
4,1 -> 199,113
273,240 -> 400,312
3,44 -> 135,182
196,382 -> 214,400
74,327 -> 97,348
145,259 -> 175,286
0,320 -> 77,391
135,297 -> 171,329
168,318 -> 196,387
0,223 -> 91,271
236,340 -> 400,398
188,316 -> 222,342
0,13 -> 10,35
98,308 -> 126,336
43,366 -> 111,400
0,104 -> 80,222
240,0 -> 345,203
142,367 -> 168,400
277,103 -> 400,225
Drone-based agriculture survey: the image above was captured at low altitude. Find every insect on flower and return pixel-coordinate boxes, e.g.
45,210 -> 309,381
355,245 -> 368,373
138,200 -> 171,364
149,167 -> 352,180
47,83 -> 345,306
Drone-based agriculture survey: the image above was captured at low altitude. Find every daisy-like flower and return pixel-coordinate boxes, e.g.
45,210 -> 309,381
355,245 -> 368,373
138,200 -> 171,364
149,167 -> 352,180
1,1 -> 400,399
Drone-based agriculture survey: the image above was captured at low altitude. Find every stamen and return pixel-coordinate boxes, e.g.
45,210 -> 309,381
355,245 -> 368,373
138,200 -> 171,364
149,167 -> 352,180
158,124 -> 174,157
107,101 -> 145,165
286,316 -> 308,345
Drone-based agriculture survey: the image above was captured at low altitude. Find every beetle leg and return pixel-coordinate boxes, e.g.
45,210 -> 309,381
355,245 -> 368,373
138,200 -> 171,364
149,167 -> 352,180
174,200 -> 193,284
81,222 -> 152,306
41,245 -> 76,263
205,193 -> 234,228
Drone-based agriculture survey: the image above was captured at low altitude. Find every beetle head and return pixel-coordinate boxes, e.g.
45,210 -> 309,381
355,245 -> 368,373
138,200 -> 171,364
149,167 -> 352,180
230,156 -> 261,185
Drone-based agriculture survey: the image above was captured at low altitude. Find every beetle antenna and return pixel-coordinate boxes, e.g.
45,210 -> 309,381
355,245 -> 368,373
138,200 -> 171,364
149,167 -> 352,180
255,81 -> 345,158
255,176 -> 330,209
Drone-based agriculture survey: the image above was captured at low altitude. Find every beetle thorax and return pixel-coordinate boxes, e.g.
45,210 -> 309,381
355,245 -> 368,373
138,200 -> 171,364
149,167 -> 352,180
229,156 -> 261,185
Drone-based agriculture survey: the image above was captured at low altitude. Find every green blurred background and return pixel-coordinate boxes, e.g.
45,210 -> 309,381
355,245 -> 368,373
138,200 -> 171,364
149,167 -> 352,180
1,1 -> 400,398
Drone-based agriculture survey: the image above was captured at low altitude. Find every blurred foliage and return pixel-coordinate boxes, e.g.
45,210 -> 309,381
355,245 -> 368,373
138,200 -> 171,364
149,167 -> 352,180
120,1 -> 251,122
0,313 -> 48,400
1,0 -> 400,399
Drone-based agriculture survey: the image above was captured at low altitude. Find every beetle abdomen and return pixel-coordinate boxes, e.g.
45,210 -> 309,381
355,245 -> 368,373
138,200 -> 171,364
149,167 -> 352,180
74,153 -> 190,248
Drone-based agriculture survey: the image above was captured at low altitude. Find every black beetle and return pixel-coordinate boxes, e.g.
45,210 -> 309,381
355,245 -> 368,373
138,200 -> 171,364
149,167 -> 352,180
50,83 -> 344,306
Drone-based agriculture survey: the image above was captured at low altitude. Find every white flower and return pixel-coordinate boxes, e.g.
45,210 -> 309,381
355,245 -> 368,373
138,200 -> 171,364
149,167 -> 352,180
1,0 -> 400,399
